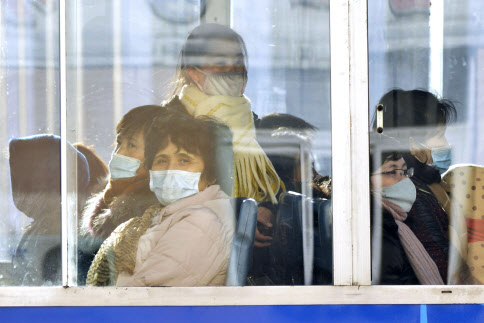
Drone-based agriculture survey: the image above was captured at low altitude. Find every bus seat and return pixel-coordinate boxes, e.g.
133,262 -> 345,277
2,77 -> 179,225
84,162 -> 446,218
271,192 -> 333,285
225,198 -> 258,286
313,198 -> 333,284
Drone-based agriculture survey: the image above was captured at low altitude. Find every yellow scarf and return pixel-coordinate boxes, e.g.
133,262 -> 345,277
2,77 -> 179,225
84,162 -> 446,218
179,85 -> 283,203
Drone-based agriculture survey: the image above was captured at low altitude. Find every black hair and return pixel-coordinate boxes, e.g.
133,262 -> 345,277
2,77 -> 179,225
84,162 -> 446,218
257,113 -> 318,133
370,89 -> 455,184
370,151 -> 404,174
371,89 -> 457,133
402,153 -> 441,185
259,129 -> 311,192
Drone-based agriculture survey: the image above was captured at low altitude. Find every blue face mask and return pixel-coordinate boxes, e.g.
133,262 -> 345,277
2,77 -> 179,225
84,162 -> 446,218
430,145 -> 452,175
108,153 -> 141,180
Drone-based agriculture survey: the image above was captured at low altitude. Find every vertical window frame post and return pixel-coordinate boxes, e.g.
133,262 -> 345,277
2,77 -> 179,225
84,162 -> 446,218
330,0 -> 371,286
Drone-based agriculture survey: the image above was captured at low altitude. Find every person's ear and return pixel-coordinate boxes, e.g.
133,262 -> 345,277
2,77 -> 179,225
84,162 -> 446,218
409,137 -> 428,163
187,67 -> 203,85
199,172 -> 216,191
136,160 -> 148,175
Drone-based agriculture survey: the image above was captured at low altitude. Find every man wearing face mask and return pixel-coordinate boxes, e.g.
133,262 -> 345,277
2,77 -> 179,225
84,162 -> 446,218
371,152 -> 444,285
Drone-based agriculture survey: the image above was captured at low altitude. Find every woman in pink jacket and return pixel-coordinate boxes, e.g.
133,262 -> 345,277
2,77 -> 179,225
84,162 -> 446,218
87,110 -> 235,286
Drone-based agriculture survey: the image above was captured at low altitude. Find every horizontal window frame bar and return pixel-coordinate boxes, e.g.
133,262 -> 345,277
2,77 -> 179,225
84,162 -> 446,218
0,286 -> 483,306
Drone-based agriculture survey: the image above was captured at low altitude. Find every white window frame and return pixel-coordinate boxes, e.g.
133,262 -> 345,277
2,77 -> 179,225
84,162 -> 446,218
1,0 -> 484,306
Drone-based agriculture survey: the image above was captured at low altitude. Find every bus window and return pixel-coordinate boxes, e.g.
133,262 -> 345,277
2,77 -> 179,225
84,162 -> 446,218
0,0 -> 62,286
369,0 -> 484,285
62,0 -> 332,286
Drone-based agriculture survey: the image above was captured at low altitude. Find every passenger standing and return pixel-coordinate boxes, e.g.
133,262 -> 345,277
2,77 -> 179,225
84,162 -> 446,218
163,23 -> 283,204
163,23 -> 284,248
370,152 -> 443,284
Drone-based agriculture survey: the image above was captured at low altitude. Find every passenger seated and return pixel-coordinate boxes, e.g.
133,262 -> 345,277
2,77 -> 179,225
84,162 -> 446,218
9,134 -> 89,285
373,89 -> 458,283
86,110 -> 235,286
257,114 -> 332,199
81,105 -> 165,240
371,152 -> 442,284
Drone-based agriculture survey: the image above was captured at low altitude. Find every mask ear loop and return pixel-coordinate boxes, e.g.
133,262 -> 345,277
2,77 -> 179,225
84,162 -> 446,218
187,66 -> 207,92
409,137 -> 431,164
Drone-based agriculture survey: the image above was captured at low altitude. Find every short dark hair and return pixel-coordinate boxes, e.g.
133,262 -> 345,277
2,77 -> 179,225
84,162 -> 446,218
372,89 -> 457,133
370,151 -> 404,174
144,110 -> 234,194
257,113 -> 317,133
116,105 -> 165,140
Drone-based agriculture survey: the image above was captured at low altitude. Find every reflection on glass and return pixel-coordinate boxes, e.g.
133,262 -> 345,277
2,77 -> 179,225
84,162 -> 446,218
369,0 -> 484,285
68,1 -> 332,286
0,0 -> 60,286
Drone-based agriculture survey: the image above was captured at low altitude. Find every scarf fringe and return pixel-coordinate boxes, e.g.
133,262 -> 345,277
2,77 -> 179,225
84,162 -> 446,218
179,85 -> 285,203
233,146 -> 282,204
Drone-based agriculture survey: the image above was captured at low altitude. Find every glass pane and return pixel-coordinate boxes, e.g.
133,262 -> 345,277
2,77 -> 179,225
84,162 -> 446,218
69,0 -> 331,286
369,0 -> 484,285
0,0 -> 61,286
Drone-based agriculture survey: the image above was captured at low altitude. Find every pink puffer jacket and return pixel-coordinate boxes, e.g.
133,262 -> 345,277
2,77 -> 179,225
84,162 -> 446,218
116,185 -> 235,286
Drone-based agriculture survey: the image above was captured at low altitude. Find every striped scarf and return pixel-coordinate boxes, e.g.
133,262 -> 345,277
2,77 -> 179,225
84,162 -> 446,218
380,198 -> 444,285
86,205 -> 159,286
179,85 -> 283,203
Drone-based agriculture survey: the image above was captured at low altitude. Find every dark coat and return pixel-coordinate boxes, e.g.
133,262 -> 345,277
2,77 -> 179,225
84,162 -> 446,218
9,134 -> 89,286
405,176 -> 450,283
376,207 -> 419,285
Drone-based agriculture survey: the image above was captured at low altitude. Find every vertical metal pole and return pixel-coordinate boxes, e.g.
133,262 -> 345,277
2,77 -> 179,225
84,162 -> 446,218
59,0 -> 68,287
45,0 -> 56,133
330,0 -> 371,285
75,1 -> 84,142
300,140 -> 314,285
17,0 -> 27,136
0,0 -> 9,262
113,0 -> 123,127
429,1 -> 444,95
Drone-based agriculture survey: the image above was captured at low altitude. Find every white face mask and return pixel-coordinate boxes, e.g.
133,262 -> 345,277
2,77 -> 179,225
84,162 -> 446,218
374,177 -> 417,212
108,153 -> 141,180
193,66 -> 247,97
149,170 -> 201,206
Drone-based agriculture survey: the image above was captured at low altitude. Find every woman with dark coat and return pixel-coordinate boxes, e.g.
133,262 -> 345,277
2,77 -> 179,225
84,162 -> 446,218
9,134 -> 89,285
